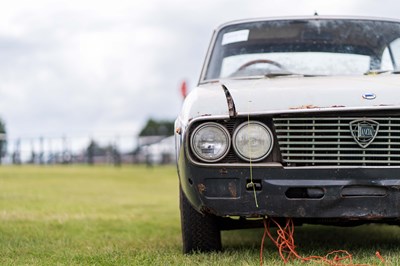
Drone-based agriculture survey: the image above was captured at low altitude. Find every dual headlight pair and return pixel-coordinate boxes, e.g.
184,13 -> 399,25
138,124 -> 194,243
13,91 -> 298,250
190,121 -> 274,163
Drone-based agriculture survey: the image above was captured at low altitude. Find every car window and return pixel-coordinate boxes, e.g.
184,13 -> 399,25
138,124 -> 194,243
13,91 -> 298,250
390,38 -> 400,69
381,48 -> 394,71
221,52 -> 370,77
204,19 -> 400,80
381,38 -> 400,70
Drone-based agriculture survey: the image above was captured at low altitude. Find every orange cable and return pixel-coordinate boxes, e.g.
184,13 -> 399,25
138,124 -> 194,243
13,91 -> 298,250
260,217 -> 384,266
375,251 -> 385,263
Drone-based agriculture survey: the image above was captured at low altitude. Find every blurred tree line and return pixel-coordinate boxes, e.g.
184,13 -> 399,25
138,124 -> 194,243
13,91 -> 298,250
84,118 -> 175,166
86,140 -> 121,166
139,119 -> 174,136
0,118 -> 6,163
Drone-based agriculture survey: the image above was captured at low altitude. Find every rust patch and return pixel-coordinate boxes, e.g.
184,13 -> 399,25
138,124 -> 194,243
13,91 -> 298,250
296,206 -> 306,217
200,206 -> 217,215
197,183 -> 206,195
219,168 -> 228,175
175,127 -> 182,134
364,214 -> 385,220
228,182 -> 237,198
290,104 -> 347,110
290,104 -> 321,110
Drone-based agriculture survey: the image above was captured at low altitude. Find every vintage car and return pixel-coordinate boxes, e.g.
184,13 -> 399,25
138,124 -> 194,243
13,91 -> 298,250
175,16 -> 400,253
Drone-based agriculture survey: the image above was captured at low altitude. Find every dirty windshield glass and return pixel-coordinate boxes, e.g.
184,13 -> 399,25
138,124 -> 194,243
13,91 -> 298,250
204,19 -> 400,80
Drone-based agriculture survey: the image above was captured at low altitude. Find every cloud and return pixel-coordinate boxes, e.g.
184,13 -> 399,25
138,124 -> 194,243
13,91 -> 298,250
0,0 -> 399,144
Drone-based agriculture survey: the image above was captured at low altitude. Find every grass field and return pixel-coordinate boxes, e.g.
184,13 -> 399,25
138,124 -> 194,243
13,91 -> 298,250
0,165 -> 399,265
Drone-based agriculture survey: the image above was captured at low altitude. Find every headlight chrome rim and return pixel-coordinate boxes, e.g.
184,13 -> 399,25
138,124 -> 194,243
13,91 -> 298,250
190,122 -> 231,163
233,121 -> 273,162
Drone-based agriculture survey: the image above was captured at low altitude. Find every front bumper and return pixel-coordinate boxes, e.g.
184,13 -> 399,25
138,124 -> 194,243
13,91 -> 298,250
179,156 -> 400,220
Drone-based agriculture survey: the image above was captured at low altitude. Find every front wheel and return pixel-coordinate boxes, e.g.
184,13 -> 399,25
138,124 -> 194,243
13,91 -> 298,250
179,186 -> 222,253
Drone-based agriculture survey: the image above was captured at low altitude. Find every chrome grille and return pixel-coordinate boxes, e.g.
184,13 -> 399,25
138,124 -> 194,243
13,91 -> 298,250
273,117 -> 400,166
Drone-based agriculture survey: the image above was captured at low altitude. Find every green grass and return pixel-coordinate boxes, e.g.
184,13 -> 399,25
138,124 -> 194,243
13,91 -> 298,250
0,165 -> 399,265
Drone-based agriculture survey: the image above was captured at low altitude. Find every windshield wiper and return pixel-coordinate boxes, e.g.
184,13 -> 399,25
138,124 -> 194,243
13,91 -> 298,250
264,71 -> 319,78
364,70 -> 400,75
264,71 -> 301,78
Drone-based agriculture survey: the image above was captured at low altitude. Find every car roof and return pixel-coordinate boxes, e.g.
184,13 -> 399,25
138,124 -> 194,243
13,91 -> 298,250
215,16 -> 400,32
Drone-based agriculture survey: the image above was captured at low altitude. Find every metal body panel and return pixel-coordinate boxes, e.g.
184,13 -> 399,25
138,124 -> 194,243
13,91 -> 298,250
178,75 -> 400,125
175,79 -> 400,220
178,147 -> 400,219
175,16 -> 400,225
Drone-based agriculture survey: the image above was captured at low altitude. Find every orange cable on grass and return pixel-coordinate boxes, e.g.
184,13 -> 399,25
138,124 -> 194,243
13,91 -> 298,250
259,217 -> 382,266
375,251 -> 385,263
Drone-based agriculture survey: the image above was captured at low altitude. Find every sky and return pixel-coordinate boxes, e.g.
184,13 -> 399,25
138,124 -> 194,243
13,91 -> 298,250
0,0 -> 399,147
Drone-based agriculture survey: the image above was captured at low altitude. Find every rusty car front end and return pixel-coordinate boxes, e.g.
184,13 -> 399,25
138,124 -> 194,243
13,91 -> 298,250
175,16 -> 400,252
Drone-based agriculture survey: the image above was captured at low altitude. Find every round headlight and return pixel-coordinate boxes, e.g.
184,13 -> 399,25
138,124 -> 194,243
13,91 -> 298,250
190,122 -> 231,162
233,121 -> 273,162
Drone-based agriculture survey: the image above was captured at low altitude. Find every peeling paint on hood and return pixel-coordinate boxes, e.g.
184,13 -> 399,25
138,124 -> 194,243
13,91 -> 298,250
178,75 -> 400,123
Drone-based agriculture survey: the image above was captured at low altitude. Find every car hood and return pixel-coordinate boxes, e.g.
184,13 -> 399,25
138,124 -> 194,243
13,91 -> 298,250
179,75 -> 400,123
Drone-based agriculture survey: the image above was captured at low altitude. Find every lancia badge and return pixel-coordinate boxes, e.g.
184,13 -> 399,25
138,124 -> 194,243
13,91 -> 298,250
349,119 -> 379,148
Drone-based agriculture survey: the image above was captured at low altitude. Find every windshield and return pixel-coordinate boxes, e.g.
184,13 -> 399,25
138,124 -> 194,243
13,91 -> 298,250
203,18 -> 400,80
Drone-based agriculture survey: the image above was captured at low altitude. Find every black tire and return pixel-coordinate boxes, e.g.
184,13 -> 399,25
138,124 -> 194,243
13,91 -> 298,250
180,186 -> 222,253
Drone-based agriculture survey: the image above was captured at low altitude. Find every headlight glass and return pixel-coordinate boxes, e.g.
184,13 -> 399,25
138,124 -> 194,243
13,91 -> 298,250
233,121 -> 273,162
191,122 -> 231,162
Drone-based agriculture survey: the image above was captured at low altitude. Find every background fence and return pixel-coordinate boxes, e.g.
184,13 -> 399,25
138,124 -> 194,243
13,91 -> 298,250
0,134 -> 175,166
